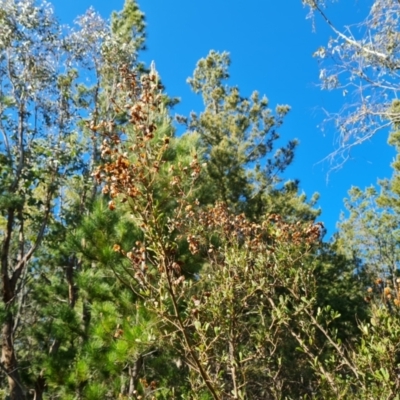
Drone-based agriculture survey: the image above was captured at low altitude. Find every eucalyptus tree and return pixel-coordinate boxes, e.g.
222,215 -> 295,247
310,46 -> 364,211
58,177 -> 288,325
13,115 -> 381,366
302,0 -> 400,165
0,1 -> 80,397
0,0 -> 146,398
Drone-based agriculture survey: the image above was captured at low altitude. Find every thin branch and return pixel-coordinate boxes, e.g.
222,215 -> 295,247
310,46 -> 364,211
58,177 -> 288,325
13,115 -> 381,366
312,1 -> 389,61
11,169 -> 56,290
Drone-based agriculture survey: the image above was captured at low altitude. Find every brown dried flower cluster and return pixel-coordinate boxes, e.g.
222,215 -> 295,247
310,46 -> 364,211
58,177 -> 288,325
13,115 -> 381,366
191,202 -> 322,254
91,65 -> 202,217
365,277 -> 400,307
91,65 -> 167,210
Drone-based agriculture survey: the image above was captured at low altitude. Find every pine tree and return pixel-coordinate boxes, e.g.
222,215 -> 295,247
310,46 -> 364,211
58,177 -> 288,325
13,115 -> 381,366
186,50 -> 319,221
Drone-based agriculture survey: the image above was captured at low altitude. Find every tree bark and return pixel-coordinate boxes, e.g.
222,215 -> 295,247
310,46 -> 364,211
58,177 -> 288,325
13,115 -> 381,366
1,313 -> 26,400
128,355 -> 143,396
33,374 -> 46,400
1,208 -> 26,399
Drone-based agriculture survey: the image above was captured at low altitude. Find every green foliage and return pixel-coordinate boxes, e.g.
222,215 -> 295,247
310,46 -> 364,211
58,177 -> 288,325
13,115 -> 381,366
325,111 -> 400,399
111,0 -> 146,52
313,242 -> 369,341
337,119 -> 400,293
89,63 -> 339,399
0,0 -> 152,398
187,51 -> 319,220
4,1 -> 399,399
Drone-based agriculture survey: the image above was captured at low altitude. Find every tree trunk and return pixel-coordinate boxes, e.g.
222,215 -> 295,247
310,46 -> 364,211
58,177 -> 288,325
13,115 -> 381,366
1,313 -> 26,400
33,374 -> 46,400
128,355 -> 143,396
1,208 -> 26,399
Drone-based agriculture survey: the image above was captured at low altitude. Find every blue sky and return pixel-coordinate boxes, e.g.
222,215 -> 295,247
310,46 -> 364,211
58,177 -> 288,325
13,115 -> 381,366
52,0 -> 394,237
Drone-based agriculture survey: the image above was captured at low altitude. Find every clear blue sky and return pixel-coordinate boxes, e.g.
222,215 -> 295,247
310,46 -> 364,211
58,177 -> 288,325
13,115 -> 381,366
52,0 -> 394,237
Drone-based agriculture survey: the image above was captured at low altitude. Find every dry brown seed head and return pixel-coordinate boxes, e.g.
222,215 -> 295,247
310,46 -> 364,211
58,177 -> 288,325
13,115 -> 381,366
113,244 -> 121,252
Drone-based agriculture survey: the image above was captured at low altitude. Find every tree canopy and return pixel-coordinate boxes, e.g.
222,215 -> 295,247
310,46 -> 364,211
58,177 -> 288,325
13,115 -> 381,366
0,1 -> 400,399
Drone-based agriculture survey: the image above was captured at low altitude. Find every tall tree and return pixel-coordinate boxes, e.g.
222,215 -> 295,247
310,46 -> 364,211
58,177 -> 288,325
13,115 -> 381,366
0,0 -> 147,398
186,51 -> 319,220
0,1 -> 79,397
